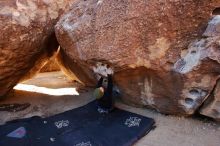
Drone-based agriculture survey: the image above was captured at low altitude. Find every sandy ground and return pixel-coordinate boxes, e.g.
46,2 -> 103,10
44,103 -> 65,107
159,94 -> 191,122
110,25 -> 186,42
0,71 -> 219,146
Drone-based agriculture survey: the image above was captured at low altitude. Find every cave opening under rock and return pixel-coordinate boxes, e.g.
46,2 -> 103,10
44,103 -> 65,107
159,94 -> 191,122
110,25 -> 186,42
0,70 -> 94,125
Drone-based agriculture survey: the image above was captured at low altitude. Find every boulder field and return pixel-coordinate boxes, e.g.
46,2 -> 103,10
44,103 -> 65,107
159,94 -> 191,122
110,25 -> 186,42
1,0 -> 220,121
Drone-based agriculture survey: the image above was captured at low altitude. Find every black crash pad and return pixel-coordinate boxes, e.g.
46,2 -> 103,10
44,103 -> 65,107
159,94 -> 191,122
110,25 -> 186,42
0,101 -> 155,146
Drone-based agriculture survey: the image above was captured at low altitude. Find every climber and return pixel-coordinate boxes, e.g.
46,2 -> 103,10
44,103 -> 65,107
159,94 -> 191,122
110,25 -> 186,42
93,65 -> 114,113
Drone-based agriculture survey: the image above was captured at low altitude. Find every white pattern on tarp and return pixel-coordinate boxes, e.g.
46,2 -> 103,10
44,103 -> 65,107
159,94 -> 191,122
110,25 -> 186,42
50,137 -> 56,142
125,117 -> 141,127
75,141 -> 92,146
54,120 -> 69,129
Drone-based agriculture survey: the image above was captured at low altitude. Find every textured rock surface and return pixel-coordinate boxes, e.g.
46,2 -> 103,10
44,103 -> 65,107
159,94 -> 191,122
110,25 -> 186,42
0,0 -> 73,98
40,51 -> 60,72
40,59 -> 60,72
199,16 -> 220,121
55,0 -> 220,115
200,80 -> 220,121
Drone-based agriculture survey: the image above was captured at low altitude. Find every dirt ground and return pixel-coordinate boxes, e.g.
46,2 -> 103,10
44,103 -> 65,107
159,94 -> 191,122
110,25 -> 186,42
0,71 -> 219,146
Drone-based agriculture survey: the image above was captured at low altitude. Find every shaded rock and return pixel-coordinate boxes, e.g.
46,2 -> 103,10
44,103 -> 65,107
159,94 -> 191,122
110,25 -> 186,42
0,103 -> 30,112
55,0 -> 220,115
200,80 -> 220,121
0,0 -> 73,98
56,48 -> 96,86
212,7 -> 220,15
173,36 -> 220,114
199,15 -> 220,121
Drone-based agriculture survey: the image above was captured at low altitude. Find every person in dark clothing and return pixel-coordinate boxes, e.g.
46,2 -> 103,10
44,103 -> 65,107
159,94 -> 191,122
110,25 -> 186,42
92,64 -> 114,113
95,74 -> 114,113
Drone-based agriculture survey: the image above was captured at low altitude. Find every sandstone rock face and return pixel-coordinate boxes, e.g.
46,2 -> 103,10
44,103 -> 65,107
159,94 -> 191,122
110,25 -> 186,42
55,0 -> 220,115
0,0 -> 73,98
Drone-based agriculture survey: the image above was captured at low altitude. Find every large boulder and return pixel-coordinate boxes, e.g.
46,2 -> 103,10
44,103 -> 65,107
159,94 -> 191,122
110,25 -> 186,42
0,0 -> 73,98
55,0 -> 220,115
